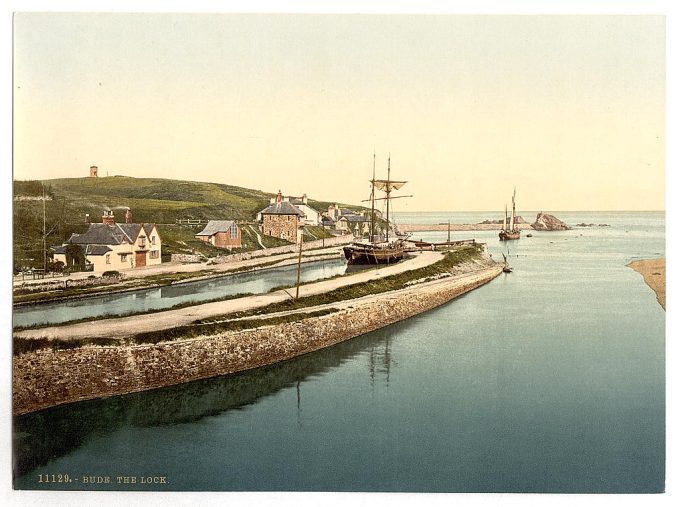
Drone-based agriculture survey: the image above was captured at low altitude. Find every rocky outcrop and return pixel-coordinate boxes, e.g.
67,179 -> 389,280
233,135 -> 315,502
531,212 -> 570,231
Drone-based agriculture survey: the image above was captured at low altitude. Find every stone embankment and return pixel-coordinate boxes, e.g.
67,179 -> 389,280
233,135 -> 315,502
13,263 -> 503,415
171,234 -> 354,264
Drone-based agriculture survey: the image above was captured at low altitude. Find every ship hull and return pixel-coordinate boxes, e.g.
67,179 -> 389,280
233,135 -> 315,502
343,243 -> 404,264
499,230 -> 520,241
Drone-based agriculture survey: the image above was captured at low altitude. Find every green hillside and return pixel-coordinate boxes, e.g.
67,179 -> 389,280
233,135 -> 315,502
13,176 -> 359,271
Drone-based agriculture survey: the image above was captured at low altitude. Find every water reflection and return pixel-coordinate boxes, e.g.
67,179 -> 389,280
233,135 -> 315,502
14,258 -> 367,328
13,323 -> 399,479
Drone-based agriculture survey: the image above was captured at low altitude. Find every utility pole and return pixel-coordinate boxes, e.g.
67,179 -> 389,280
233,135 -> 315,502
42,183 -> 47,276
295,230 -> 304,299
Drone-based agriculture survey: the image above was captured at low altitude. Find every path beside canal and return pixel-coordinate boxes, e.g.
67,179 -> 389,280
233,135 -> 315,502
16,251 -> 445,340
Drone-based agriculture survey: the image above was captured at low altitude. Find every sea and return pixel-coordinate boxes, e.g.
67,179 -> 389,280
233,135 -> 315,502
13,211 -> 665,493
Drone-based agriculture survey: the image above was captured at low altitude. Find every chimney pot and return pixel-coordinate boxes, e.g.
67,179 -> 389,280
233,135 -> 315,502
125,209 -> 133,224
102,210 -> 115,225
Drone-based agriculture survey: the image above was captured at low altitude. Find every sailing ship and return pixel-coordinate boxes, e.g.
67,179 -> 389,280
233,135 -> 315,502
502,252 -> 513,273
343,154 -> 410,264
499,188 -> 521,241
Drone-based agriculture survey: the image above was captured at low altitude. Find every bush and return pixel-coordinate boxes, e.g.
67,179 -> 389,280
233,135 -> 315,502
102,270 -> 121,278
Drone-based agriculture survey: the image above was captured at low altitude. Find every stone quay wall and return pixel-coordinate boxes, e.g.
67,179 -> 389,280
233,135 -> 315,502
170,234 -> 353,265
210,234 -> 353,264
13,265 -> 502,415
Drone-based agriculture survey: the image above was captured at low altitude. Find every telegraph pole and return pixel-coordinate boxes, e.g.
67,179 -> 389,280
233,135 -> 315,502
42,183 -> 47,276
295,230 -> 304,299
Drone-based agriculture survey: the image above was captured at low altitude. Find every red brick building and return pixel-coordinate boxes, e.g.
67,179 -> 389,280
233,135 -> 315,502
195,220 -> 242,249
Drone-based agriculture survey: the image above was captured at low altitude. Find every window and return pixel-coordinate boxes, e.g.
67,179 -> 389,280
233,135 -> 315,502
230,223 -> 238,239
139,235 -> 146,247
151,235 -> 156,245
150,250 -> 159,259
106,254 -> 111,264
120,253 -> 128,262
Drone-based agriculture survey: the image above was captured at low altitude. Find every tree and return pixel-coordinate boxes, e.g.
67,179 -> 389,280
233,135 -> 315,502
64,244 -> 86,270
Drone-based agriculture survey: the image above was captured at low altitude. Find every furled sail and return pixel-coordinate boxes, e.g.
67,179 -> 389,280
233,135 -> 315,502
372,180 -> 407,192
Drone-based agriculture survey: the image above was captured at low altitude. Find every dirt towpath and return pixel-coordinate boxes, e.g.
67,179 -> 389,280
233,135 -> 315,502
17,251 -> 444,340
13,245 -> 345,287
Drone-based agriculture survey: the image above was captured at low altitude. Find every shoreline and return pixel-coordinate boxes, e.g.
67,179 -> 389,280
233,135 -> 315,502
13,263 -> 503,415
13,250 -> 342,308
15,251 -> 446,340
627,258 -> 665,310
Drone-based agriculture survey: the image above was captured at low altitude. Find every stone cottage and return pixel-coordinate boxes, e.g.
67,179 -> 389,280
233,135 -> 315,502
258,191 -> 305,243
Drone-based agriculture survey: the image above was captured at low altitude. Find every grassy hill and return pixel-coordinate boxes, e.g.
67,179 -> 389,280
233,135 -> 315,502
13,176 -> 361,270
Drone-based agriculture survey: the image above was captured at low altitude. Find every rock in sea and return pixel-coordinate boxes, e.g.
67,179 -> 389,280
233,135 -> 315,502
531,212 -> 570,231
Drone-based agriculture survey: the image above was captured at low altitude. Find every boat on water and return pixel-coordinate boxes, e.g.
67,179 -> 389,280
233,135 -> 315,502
499,188 -> 521,241
343,239 -> 406,264
343,154 -> 411,265
502,252 -> 513,273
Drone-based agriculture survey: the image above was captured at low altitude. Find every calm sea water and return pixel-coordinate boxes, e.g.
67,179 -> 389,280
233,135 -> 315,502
13,211 -> 665,492
14,258 -> 356,328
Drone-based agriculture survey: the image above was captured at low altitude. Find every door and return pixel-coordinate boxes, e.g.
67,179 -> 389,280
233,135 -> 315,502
135,251 -> 146,267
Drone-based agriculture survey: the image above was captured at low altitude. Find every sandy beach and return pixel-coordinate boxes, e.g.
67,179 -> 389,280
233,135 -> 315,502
628,258 -> 665,310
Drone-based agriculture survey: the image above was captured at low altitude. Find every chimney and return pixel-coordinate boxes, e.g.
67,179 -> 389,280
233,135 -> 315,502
102,210 -> 115,225
90,165 -> 98,177
302,193 -> 308,204
276,190 -> 283,203
125,208 -> 133,224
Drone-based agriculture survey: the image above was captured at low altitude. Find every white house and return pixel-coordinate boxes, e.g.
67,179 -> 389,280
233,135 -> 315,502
52,209 -> 162,272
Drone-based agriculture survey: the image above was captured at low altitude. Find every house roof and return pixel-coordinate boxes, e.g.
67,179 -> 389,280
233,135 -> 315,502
68,223 -> 155,246
51,245 -> 67,254
84,245 -> 112,256
259,201 -> 305,216
321,216 -> 336,225
195,220 -> 237,236
340,214 -> 367,223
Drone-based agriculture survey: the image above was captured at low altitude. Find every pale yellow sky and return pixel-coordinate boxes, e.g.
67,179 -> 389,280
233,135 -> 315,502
13,14 -> 665,210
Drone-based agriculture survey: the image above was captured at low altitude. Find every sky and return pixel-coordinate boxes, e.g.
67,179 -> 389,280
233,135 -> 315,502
13,13 -> 665,211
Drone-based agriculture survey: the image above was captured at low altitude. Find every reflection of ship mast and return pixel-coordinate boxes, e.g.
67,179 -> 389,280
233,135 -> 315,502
383,336 -> 391,385
369,346 -> 376,386
366,333 -> 393,385
296,379 -> 302,427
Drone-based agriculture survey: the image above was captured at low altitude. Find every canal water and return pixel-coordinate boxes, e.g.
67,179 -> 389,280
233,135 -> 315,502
14,258 -> 356,328
13,211 -> 665,492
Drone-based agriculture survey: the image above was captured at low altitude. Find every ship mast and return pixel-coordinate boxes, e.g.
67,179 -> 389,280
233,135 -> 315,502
370,151 -> 376,243
510,187 -> 516,231
386,155 -> 391,243
504,203 -> 508,231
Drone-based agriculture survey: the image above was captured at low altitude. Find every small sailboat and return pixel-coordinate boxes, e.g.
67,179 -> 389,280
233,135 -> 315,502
499,188 -> 521,241
502,252 -> 513,273
343,154 -> 411,264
